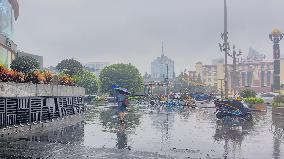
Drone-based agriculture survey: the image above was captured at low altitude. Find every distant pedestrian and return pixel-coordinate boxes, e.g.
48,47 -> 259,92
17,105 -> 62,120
117,90 -> 129,124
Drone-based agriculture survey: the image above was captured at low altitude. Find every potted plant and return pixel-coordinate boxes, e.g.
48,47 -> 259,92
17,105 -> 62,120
244,97 -> 266,112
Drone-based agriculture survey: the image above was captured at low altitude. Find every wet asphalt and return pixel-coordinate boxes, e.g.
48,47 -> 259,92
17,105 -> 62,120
0,103 -> 283,159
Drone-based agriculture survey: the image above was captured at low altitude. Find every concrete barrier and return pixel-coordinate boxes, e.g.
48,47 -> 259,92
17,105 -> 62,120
0,114 -> 84,138
0,82 -> 85,97
272,107 -> 284,116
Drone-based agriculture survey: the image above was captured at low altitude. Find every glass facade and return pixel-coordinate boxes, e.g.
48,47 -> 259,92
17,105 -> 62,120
0,0 -> 13,38
151,55 -> 175,79
0,0 -> 14,67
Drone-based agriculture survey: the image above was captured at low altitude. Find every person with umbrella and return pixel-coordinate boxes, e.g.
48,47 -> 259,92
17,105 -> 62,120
115,87 -> 130,124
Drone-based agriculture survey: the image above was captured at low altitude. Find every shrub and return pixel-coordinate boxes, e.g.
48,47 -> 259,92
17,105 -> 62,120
74,69 -> 99,95
240,89 -> 257,98
10,56 -> 40,74
12,71 -> 25,83
56,59 -> 83,76
25,70 -> 46,84
58,73 -> 75,86
43,71 -> 54,84
244,98 -> 264,105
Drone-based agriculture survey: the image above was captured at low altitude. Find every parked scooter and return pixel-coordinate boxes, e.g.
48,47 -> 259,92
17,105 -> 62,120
215,100 -> 253,121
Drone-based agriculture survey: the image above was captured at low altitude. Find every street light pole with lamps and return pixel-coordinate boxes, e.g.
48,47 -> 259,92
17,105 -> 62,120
219,0 -> 230,98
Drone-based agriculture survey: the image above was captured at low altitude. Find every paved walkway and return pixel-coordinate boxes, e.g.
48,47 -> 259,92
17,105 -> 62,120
0,105 -> 283,159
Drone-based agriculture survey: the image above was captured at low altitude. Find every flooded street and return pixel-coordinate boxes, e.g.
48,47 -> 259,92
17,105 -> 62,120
0,105 -> 284,159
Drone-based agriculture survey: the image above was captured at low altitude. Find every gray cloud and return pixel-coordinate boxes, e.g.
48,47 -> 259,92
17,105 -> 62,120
14,0 -> 284,74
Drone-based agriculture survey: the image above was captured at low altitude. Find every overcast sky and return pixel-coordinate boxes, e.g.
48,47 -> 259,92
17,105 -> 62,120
14,0 -> 284,74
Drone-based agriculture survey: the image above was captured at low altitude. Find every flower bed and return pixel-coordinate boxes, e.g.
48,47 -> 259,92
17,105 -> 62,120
0,64 -> 75,86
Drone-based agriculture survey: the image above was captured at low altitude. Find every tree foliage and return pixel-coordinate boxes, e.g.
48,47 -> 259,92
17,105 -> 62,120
240,89 -> 257,98
99,64 -> 143,94
171,72 -> 213,93
10,56 -> 40,74
74,69 -> 99,95
172,72 -> 192,93
56,59 -> 83,76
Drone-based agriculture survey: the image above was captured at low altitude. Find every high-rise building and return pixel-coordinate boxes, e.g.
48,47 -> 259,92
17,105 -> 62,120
85,62 -> 109,76
151,54 -> 175,80
0,0 -> 19,68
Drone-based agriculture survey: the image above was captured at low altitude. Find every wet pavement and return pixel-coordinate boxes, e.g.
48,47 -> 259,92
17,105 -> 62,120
0,104 -> 284,158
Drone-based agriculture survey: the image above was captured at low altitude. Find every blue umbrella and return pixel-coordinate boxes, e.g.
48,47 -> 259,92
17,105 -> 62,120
114,87 -> 131,95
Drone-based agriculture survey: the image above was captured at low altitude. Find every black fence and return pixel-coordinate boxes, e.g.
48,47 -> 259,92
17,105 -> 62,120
0,97 -> 84,128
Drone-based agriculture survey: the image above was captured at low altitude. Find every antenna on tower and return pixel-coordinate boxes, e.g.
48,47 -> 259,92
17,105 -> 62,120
161,41 -> 164,56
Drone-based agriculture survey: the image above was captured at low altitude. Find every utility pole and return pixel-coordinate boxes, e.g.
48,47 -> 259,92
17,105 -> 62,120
229,45 -> 242,95
219,0 -> 230,98
166,64 -> 169,96
162,41 -> 164,56
218,79 -> 224,98
161,41 -> 169,96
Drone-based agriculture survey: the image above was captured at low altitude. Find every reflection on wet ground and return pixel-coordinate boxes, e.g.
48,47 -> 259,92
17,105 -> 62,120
0,105 -> 284,158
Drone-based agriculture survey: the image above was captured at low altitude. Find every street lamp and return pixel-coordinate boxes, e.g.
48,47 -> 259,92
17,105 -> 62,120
269,29 -> 284,91
218,79 -> 224,98
219,0 -> 230,98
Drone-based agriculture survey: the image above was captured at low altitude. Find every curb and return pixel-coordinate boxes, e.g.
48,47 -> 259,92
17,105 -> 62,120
0,114 -> 84,138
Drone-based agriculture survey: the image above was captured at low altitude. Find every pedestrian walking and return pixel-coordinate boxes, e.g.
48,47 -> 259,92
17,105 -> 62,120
116,88 -> 130,124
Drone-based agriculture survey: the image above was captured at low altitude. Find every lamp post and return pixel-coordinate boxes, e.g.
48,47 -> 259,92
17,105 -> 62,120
218,79 -> 224,98
219,0 -> 230,98
269,29 -> 284,91
165,64 -> 169,95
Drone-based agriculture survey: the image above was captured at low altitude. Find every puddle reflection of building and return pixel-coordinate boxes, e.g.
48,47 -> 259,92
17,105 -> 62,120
271,114 -> 284,159
213,120 -> 254,158
150,107 -> 175,150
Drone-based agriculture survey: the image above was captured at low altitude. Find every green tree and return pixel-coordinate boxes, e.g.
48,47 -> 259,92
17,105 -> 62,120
10,56 -> 40,74
172,72 -> 192,93
240,89 -> 257,98
56,59 -> 83,76
74,69 -> 99,95
99,63 -> 143,94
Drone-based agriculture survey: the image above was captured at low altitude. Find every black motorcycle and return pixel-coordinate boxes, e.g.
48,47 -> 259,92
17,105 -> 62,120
215,100 -> 253,121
